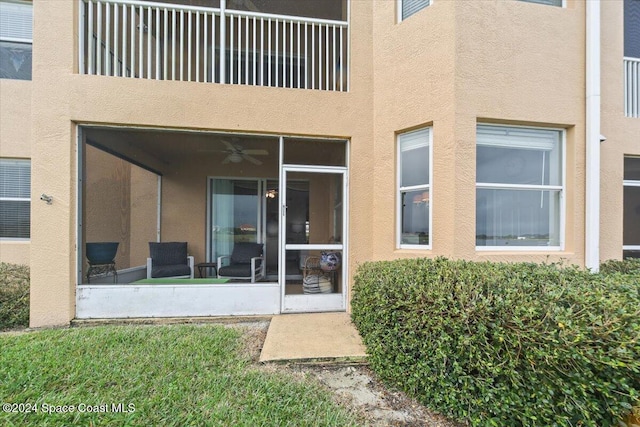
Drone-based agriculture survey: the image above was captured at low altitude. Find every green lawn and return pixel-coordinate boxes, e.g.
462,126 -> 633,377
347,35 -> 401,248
0,325 -> 360,427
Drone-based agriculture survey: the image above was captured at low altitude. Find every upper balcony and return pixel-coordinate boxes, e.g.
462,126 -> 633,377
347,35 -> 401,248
79,0 -> 349,91
626,57 -> 639,118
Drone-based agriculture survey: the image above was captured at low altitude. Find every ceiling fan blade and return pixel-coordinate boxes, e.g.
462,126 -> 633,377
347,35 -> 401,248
221,140 -> 236,151
222,156 -> 231,164
243,149 -> 269,156
243,154 -> 263,165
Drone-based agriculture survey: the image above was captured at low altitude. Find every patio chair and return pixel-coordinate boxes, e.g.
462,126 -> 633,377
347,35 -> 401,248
217,242 -> 265,283
146,242 -> 194,279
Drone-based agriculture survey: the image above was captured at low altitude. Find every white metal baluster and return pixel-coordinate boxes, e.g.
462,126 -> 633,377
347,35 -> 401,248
268,19 -> 271,86
203,12 -> 208,82
147,6 -> 151,79
304,22 -> 308,89
114,4 -> 119,76
220,2 -> 226,84
319,25 -> 323,90
154,6 -> 159,79
332,25 -> 336,91
275,19 -> 279,87
172,9 -> 176,80
138,5 -> 143,79
180,10 -> 184,81
311,23 -> 315,90
196,11 -> 200,82
105,3 -> 110,75
245,16 -> 249,85
282,19 -> 286,87
624,61 -> 631,117
88,0 -> 94,74
325,24 -> 329,91
130,5 -> 135,77
635,62 -> 638,117
260,18 -> 264,86
339,27 -> 343,91
289,20 -> 293,88
297,21 -> 300,88
188,11 -> 192,81
230,15 -> 234,83
252,17 -> 256,85
97,1 -> 102,75
626,61 -> 630,116
211,13 -> 219,83
163,8 -> 168,80
122,3 -> 127,76
238,15 -> 242,84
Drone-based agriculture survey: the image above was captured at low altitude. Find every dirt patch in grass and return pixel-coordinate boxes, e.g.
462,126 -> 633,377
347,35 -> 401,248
231,321 -> 462,427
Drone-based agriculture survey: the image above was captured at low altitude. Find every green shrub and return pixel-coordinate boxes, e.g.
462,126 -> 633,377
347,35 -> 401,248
601,258 -> 640,275
351,257 -> 640,426
0,263 -> 30,330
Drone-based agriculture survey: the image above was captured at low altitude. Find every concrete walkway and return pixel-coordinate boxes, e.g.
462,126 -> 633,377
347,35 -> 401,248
260,312 -> 367,362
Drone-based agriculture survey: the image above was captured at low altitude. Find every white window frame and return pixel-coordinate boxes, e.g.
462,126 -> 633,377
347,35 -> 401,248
475,124 -> 566,252
517,0 -> 565,8
397,127 -> 433,250
623,157 -> 640,254
397,0 -> 431,23
0,158 -> 31,240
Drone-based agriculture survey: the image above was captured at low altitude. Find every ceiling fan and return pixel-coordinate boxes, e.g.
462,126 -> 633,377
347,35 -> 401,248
204,139 -> 269,165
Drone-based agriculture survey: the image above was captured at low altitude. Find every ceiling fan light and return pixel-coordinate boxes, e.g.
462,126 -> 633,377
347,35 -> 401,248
229,153 -> 243,163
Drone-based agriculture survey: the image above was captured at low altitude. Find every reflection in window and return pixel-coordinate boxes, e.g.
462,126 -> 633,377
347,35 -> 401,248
398,128 -> 430,247
476,125 -> 563,248
0,1 -> 32,80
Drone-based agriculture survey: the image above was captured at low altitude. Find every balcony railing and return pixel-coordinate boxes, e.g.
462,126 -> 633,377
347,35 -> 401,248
625,57 -> 639,118
79,0 -> 349,91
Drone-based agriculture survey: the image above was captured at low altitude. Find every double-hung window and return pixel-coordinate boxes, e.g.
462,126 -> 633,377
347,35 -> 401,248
399,0 -> 430,22
398,128 -> 431,248
623,157 -> 640,258
0,158 -> 31,239
476,125 -> 564,250
0,0 -> 32,80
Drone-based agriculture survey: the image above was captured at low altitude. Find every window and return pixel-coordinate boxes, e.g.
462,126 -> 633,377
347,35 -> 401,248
625,0 -> 640,59
518,0 -> 563,7
399,0 -> 430,22
476,125 -> 563,249
0,158 -> 30,239
623,157 -> 640,259
0,0 -> 32,80
398,128 -> 431,248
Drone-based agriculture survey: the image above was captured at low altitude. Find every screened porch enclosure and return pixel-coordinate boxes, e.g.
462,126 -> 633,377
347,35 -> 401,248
76,126 -> 348,318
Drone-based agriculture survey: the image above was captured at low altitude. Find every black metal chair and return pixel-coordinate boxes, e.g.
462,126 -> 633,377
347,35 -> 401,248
146,242 -> 194,279
217,242 -> 265,283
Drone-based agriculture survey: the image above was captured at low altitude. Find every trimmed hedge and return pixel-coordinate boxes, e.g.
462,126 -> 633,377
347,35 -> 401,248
601,258 -> 640,276
0,263 -> 30,330
351,258 -> 640,426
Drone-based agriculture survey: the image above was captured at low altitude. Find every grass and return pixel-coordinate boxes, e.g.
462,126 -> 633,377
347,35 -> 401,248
0,325 -> 361,427
0,263 -> 29,330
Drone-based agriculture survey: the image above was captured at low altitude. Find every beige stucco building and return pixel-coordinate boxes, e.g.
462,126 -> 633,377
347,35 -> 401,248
0,0 -> 638,328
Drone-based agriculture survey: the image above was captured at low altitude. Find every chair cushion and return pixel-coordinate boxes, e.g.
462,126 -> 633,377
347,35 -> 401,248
149,242 -> 187,266
218,264 -> 252,277
151,264 -> 191,278
230,243 -> 263,264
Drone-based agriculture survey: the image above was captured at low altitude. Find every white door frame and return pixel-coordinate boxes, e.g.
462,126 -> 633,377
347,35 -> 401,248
280,164 -> 348,312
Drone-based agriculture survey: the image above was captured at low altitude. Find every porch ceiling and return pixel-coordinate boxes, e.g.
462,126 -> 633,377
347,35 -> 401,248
83,127 -> 279,174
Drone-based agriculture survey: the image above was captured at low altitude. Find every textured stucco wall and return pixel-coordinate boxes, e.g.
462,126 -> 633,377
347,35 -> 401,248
29,0 -> 373,327
0,80 -> 32,265
371,0 -> 587,265
600,0 -> 640,262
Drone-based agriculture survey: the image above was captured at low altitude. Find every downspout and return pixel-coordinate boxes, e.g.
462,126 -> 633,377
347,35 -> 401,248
585,0 -> 601,271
